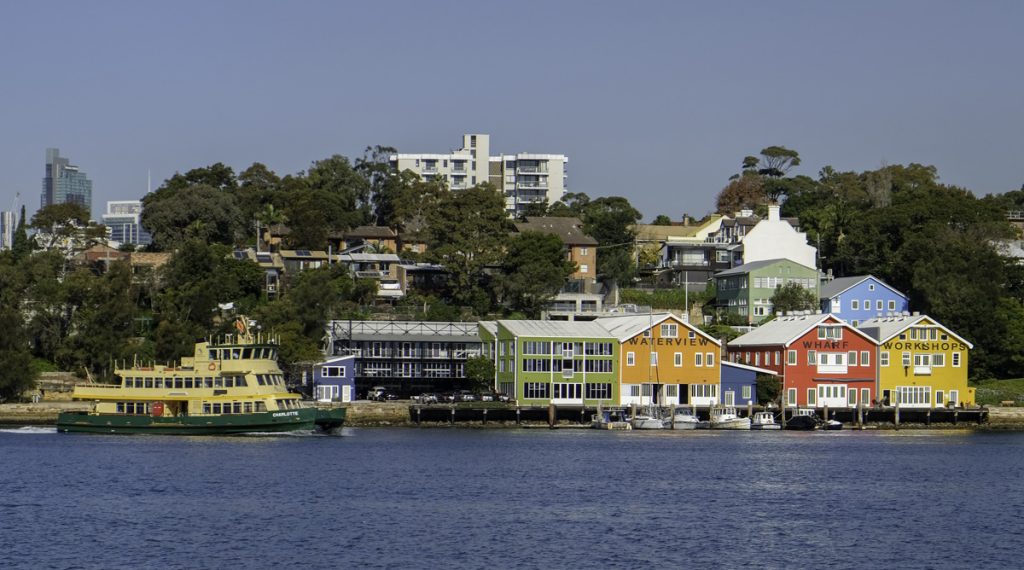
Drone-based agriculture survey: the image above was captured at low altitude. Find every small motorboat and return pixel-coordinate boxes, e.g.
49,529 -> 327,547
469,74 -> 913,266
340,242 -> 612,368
592,408 -> 632,430
631,413 -> 665,430
750,411 -> 781,430
823,418 -> 843,430
785,408 -> 823,430
662,407 -> 700,430
710,406 -> 751,430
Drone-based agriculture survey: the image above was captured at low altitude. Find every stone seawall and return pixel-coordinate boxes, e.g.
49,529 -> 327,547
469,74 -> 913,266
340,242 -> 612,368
985,406 -> 1024,429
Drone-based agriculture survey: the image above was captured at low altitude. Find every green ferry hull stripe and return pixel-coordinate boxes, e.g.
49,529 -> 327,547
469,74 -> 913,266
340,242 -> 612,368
55,407 -> 345,435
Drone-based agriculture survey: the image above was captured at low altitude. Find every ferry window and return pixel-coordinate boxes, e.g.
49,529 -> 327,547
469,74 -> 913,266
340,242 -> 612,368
242,348 -> 252,359
213,403 -> 222,414
256,375 -> 265,386
203,403 -> 211,414
116,402 -> 125,413
203,378 -> 212,388
174,378 -> 183,389
236,377 -> 248,388
232,349 -> 241,359
244,402 -> 253,413
214,377 -> 223,388
145,378 -> 153,388
154,379 -> 164,389
185,379 -> 194,389
209,350 -> 217,360
233,403 -> 241,414
255,402 -> 267,412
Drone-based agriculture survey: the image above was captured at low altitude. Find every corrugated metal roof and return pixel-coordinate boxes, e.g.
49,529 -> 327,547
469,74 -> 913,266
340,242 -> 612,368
729,313 -> 832,346
350,333 -> 481,343
478,321 -> 498,337
593,313 -> 720,345
715,258 -> 816,277
497,320 -> 614,339
856,314 -> 973,348
722,361 -> 778,375
819,275 -> 905,300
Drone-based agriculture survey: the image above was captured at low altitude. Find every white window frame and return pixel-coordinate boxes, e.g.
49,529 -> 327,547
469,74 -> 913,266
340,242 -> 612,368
674,352 -> 683,367
626,352 -> 635,366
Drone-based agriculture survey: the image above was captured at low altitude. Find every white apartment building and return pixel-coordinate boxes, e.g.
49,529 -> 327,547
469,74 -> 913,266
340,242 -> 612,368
389,134 -> 567,217
0,210 -> 16,250
101,200 -> 152,246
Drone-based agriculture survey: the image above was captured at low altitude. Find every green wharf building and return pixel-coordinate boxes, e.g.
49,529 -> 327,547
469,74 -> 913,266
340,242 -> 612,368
492,320 -> 619,406
714,258 -> 821,324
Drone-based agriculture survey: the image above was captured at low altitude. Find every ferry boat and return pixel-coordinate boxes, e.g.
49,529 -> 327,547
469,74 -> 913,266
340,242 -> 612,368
56,319 -> 345,435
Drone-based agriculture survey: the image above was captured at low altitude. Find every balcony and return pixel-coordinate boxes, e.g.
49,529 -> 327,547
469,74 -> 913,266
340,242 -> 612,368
517,165 -> 548,174
516,181 -> 549,190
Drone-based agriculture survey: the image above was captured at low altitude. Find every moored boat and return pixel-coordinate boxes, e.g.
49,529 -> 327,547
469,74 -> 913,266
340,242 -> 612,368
663,407 -> 699,430
750,411 -> 781,430
56,318 -> 345,435
710,406 -> 751,430
784,409 -> 821,431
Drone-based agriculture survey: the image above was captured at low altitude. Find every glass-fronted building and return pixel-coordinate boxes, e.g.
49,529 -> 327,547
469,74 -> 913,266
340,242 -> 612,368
42,148 -> 93,213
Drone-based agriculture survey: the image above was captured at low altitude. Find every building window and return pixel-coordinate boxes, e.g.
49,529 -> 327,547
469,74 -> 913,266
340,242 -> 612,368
524,383 -> 550,399
580,247 -> 588,255
860,351 -> 870,366
629,385 -> 640,397
869,284 -> 875,291
742,385 -> 752,400
650,352 -> 658,366
627,352 -> 635,366
584,383 -> 612,400
661,323 -> 678,338
952,352 -> 961,367
880,352 -> 889,367
787,350 -> 797,365
902,352 -> 911,367
807,350 -> 816,365
848,351 -> 858,366
674,352 -> 682,367
807,388 -> 816,406
932,353 -> 945,367
579,264 -> 588,273
695,353 -> 703,367
876,300 -> 883,311
852,300 -> 859,310
888,300 -> 897,310
706,352 -> 715,367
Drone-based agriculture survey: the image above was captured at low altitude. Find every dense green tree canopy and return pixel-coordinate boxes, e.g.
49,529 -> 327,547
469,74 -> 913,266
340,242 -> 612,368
498,231 -> 576,317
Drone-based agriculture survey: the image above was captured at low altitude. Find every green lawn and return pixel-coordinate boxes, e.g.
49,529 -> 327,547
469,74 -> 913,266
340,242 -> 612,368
974,378 -> 1024,406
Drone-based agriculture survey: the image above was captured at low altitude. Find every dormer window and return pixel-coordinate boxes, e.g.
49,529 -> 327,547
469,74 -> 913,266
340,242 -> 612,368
817,326 -> 843,340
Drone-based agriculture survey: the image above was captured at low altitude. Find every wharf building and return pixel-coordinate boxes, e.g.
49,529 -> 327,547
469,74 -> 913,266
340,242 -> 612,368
858,313 -> 974,408
101,200 -> 152,247
726,313 -> 878,409
42,148 -> 93,213
324,320 -> 483,397
389,133 -> 568,218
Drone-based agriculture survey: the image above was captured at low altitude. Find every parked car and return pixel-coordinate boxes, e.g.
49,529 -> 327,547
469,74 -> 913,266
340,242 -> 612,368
367,386 -> 397,401
456,390 -> 477,402
416,393 -> 439,404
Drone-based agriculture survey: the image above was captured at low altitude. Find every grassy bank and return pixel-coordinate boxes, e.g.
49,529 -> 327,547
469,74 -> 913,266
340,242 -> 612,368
974,378 -> 1024,406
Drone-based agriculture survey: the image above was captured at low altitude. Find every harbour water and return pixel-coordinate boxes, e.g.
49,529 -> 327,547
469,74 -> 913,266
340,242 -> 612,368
1,427 -> 1022,570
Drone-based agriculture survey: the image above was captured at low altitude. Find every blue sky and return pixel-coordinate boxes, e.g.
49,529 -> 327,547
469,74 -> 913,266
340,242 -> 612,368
2,0 -> 1021,221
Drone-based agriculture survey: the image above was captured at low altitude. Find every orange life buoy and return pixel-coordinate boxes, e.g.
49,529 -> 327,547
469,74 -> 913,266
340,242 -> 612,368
208,362 -> 216,370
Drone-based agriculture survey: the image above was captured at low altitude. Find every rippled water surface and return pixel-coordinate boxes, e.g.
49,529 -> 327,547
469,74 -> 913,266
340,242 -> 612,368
1,426 -> 1022,570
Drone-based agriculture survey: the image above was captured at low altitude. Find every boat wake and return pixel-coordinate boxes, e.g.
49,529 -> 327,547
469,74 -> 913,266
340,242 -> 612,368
0,426 -> 57,435
238,427 -> 351,438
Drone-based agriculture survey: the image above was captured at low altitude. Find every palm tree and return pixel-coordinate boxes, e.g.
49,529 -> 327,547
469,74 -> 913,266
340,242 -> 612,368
255,204 -> 287,252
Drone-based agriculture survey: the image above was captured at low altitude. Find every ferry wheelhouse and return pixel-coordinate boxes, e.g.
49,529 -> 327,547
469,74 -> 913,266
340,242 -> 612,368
56,320 -> 345,435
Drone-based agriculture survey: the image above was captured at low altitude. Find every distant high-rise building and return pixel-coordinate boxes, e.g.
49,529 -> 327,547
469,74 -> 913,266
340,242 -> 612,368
0,210 -> 16,250
389,134 -> 568,217
101,200 -> 151,246
41,148 -> 93,213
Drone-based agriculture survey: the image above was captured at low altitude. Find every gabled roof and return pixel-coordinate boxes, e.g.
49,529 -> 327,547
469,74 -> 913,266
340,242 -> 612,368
342,225 -> 398,239
497,319 -> 614,339
820,275 -> 906,300
714,258 -> 817,277
514,217 -> 598,246
478,321 -> 498,337
856,314 -> 973,348
722,361 -> 778,376
593,313 -> 720,346
729,313 -> 876,347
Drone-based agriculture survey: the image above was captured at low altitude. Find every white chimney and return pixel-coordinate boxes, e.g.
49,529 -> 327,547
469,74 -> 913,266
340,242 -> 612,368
768,204 -> 781,222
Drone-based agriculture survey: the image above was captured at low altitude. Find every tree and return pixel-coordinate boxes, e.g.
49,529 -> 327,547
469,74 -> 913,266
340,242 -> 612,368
716,174 -> 763,214
162,163 -> 237,192
373,169 -> 446,247
236,162 -> 283,234
0,305 -> 35,400
756,374 -> 781,405
498,231 -> 576,317
30,203 -> 102,250
356,145 -> 398,223
465,356 -> 495,393
305,154 -> 371,230
141,184 -> 245,249
652,215 -> 672,225
11,205 -> 31,261
770,282 -> 818,314
547,192 -> 591,217
426,183 -> 510,312
580,196 -> 642,284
